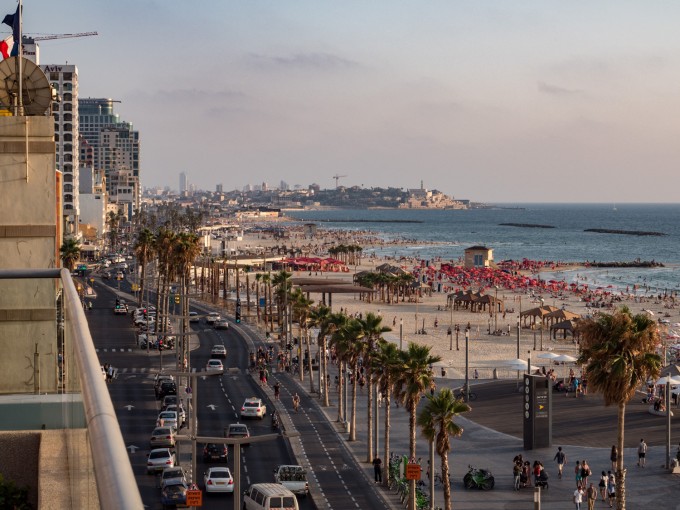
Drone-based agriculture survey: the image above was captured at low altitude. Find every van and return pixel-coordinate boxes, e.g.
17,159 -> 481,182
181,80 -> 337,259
243,483 -> 299,510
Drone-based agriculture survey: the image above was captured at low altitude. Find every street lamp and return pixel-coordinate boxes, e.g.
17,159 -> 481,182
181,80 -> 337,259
465,329 -> 470,402
516,316 -> 521,360
399,319 -> 403,350
494,286 -> 499,333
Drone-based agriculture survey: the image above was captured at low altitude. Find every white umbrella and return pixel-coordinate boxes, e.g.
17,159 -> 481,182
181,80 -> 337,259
536,352 -> 561,360
643,309 -> 655,316
499,359 -> 540,371
553,354 -> 578,363
654,376 -> 680,385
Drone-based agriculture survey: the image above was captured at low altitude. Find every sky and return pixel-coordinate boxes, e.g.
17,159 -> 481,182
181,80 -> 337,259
14,1 -> 680,202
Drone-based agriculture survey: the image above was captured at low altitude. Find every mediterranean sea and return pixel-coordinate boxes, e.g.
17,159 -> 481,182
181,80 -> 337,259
286,203 -> 680,294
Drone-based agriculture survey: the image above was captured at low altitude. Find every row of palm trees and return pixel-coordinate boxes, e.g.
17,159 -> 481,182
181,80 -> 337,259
354,271 -> 416,304
327,244 -> 363,266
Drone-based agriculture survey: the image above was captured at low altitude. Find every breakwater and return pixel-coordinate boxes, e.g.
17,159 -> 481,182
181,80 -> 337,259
584,229 -> 667,236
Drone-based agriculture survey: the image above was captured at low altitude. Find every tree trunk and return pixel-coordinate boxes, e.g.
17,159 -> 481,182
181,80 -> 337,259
350,361 -> 358,441
306,329 -> 314,393
366,378 -> 373,462
408,399 -> 417,510
322,337 -> 330,406
246,272 -> 251,315
442,451 -> 451,510
383,385 -> 391,487
337,360 -> 344,423
616,402 -> 626,510
256,282 -> 261,323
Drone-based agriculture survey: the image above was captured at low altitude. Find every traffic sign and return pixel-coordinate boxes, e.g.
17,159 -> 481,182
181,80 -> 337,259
185,489 -> 202,506
405,463 -> 422,480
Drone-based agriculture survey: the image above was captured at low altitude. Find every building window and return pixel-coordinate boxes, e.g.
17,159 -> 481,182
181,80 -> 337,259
63,164 -> 72,173
64,123 -> 72,131
54,133 -> 60,142
63,73 -> 73,81
64,154 -> 73,162
52,102 -> 59,111
64,114 -> 72,122
63,174 -> 73,183
63,133 -> 72,142
64,143 -> 73,153
63,93 -> 72,101
49,72 -> 59,80
64,184 -> 73,193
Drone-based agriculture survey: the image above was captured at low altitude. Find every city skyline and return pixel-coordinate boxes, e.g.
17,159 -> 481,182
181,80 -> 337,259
16,1 -> 680,202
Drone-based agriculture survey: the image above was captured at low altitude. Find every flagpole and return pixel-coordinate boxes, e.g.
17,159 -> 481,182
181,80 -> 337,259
17,0 -> 22,115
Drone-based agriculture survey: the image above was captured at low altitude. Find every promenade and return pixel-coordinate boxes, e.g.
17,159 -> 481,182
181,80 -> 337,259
281,332 -> 680,510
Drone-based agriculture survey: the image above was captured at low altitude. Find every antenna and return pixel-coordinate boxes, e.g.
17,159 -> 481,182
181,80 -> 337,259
332,174 -> 347,189
23,32 -> 98,43
0,56 -> 53,115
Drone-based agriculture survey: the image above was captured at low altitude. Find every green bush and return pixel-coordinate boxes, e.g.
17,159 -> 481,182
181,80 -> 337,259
0,473 -> 32,510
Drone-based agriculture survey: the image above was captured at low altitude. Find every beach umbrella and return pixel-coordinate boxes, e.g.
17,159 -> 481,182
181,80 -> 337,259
536,352 -> 561,360
660,364 -> 680,378
653,376 -> 680,386
553,354 -> 578,363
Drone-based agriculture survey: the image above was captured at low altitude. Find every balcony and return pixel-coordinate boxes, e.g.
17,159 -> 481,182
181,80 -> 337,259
0,269 -> 142,509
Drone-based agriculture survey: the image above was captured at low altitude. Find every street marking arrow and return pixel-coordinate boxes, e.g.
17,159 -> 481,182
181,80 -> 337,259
207,404 -> 217,411
124,405 -> 135,411
127,445 -> 139,454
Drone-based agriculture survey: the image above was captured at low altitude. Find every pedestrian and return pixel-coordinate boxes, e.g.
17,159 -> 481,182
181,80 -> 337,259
581,460 -> 591,487
574,460 -> 582,489
598,471 -> 607,502
607,474 -> 616,508
586,482 -> 597,510
430,383 -> 436,396
553,446 -> 566,479
441,367 -> 446,378
372,456 -> 382,483
637,438 -> 647,467
573,487 -> 584,510
273,382 -> 280,400
292,393 -> 300,413
513,459 -> 522,491
107,364 -> 114,383
474,369 -> 479,379
610,445 -> 617,471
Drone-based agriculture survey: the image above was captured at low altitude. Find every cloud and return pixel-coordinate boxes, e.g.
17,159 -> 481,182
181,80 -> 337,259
537,81 -> 583,96
245,52 -> 359,71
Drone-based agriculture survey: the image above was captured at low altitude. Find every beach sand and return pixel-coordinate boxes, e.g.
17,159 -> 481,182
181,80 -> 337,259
232,222 -> 677,379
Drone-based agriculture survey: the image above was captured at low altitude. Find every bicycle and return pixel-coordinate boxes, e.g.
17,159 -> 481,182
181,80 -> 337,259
456,389 -> 477,402
434,471 -> 452,487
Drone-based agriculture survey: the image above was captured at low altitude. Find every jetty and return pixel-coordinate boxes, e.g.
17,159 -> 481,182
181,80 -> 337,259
584,229 -> 667,237
499,223 -> 555,229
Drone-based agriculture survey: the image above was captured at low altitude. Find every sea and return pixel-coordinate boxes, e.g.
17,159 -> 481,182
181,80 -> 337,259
285,203 -> 680,295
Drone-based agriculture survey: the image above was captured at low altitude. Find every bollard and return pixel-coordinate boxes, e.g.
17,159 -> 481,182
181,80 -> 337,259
533,486 -> 541,510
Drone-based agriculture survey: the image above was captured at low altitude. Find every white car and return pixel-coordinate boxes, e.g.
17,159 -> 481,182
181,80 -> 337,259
206,312 -> 221,325
241,397 -> 267,419
146,448 -> 176,474
204,467 -> 234,493
206,359 -> 224,372
165,404 -> 186,428
211,345 -> 227,358
156,410 -> 179,431
189,311 -> 200,323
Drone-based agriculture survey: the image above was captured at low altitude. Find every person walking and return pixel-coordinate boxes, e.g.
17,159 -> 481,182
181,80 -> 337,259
637,438 -> 647,467
554,446 -> 566,479
573,487 -> 584,510
586,482 -> 597,510
273,381 -> 280,400
581,460 -> 591,487
513,460 -> 522,491
574,460 -> 583,489
610,445 -> 617,471
598,471 -> 607,502
607,474 -> 616,508
292,393 -> 301,413
372,456 -> 382,483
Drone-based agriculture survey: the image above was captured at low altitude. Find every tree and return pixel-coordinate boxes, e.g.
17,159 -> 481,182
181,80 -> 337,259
371,341 -> 402,486
577,307 -> 661,510
417,388 -> 470,510
333,318 -> 365,440
291,287 -> 315,392
133,228 -> 155,307
355,313 -> 391,462
309,305 -> 332,406
394,343 -> 441,510
173,232 -> 202,367
60,237 -> 81,271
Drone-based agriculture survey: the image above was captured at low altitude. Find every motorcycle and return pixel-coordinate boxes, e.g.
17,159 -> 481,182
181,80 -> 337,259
271,412 -> 280,430
463,465 -> 495,490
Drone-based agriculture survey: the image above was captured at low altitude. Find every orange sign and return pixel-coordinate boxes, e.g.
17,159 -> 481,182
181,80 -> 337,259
405,463 -> 422,480
185,489 -> 202,506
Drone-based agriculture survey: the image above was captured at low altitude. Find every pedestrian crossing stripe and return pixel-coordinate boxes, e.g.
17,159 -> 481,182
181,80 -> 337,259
98,367 -> 205,376
95,348 -> 134,353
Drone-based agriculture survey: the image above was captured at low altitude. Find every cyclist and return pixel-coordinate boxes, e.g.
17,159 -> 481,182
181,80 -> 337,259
292,393 -> 301,413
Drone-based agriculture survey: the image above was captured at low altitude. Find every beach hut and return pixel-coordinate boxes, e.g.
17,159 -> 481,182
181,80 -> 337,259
520,305 -> 559,328
550,319 -> 580,341
544,309 -> 581,327
463,246 -> 494,269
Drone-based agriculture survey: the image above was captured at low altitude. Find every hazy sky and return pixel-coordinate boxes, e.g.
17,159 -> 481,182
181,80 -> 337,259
18,1 -> 680,202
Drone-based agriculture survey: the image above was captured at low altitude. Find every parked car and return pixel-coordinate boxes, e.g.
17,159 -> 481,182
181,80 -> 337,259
146,448 -> 175,474
204,467 -> 234,493
241,397 -> 267,419
150,426 -> 176,448
160,466 -> 187,489
161,395 -> 179,410
160,481 -> 188,508
211,345 -> 227,358
156,381 -> 177,400
203,443 -> 228,463
165,404 -> 186,428
156,410 -> 179,431
206,359 -> 224,372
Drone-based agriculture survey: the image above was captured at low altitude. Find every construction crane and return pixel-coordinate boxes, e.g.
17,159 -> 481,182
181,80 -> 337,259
332,174 -> 347,189
22,32 -> 98,44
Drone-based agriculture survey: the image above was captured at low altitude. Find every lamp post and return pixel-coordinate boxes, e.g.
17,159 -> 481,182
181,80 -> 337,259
400,319 -> 403,350
494,286 -> 499,333
455,325 -> 460,351
465,329 -> 470,402
516,316 -> 521,359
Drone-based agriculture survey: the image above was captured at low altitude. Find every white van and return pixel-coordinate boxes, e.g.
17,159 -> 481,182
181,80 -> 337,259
243,483 -> 299,510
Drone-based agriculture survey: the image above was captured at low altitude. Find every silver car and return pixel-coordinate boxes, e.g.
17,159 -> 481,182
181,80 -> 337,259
165,404 -> 186,428
146,448 -> 175,474
204,467 -> 234,493
160,466 -> 187,489
150,426 -> 175,448
156,411 -> 179,431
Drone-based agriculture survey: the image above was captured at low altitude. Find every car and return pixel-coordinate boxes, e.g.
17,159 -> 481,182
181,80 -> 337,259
204,467 -> 234,493
225,423 -> 250,446
203,442 -> 228,463
146,448 -> 175,474
165,404 -> 186,428
189,311 -> 200,323
160,466 -> 187,489
116,271 -> 124,280
241,397 -> 267,419
205,312 -> 220,325
113,304 -> 127,315
160,481 -> 188,507
214,320 -> 229,330
156,381 -> 177,400
206,359 -> 224,372
154,373 -> 174,389
150,426 -> 176,448
156,410 -> 179,431
161,395 -> 179,410
102,271 -> 111,280
211,345 -> 227,358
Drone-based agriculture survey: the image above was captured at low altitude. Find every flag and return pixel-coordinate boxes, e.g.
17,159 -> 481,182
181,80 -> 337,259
0,35 -> 12,59
2,4 -> 20,56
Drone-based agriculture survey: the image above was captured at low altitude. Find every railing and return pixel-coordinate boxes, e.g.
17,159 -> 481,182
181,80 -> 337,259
0,269 -> 143,510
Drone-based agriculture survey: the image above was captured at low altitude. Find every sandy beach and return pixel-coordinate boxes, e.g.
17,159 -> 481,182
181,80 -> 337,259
232,221 -> 678,379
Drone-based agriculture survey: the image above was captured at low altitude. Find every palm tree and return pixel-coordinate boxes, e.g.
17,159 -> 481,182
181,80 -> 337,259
394,343 -> 441,510
133,228 -> 155,307
291,288 -> 315,391
328,313 -> 350,422
173,233 -> 202,367
309,305 -> 332,405
417,388 -> 470,510
60,237 -> 81,271
371,342 -> 402,486
577,307 -> 661,510
355,313 -> 391,462
334,318 -> 364,441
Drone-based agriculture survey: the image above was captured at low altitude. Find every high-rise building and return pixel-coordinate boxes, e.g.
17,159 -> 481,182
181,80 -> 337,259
216,184 -> 223,193
180,172 -> 188,193
40,64 -> 80,237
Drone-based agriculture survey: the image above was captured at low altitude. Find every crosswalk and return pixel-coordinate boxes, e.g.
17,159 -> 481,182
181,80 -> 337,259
95,348 -> 134,353
95,366 -> 233,376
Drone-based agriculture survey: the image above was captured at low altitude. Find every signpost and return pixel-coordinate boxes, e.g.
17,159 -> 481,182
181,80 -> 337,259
405,463 -> 422,481
185,489 -> 202,507
523,374 -> 552,450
